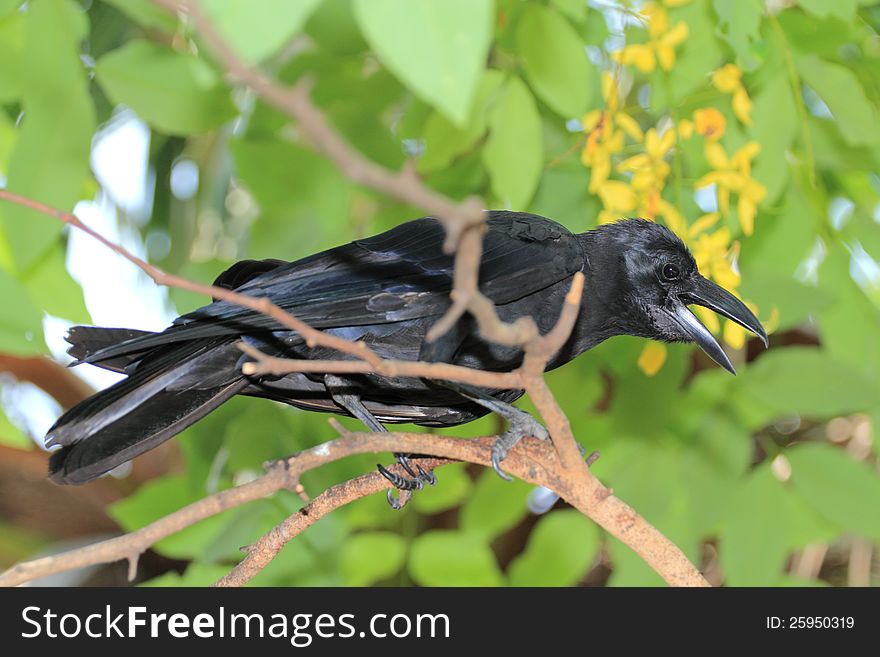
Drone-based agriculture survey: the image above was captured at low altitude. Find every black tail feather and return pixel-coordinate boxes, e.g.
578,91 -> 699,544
48,379 -> 247,484
48,338 -> 246,485
66,326 -> 156,373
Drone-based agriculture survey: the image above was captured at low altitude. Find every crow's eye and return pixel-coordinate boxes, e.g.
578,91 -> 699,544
662,263 -> 680,281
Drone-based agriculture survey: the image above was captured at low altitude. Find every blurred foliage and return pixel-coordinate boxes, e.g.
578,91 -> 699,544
1,0 -> 880,587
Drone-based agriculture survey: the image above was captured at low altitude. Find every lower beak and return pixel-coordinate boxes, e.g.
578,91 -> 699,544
665,276 -> 768,375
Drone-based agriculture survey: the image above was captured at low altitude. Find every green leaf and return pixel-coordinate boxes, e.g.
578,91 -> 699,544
109,476 -> 197,532
737,269 -> 833,332
417,70 -> 505,174
165,502 -> 286,563
787,443 -> 880,541
605,445 -> 700,561
353,0 -> 493,125
735,347 -> 877,418
21,244 -> 89,324
796,54 -> 880,147
305,0 -> 367,56
0,10 -> 25,102
0,267 -> 44,354
229,138 -> 353,260
796,0 -> 859,22
508,510 -> 598,586
816,245 -> 880,376
718,466 -> 789,585
100,0 -> 179,32
95,40 -> 237,135
201,0 -> 322,64
408,530 -> 503,586
110,475 -> 294,562
411,463 -> 472,514
712,0 -> 763,70
516,4 -> 594,117
0,406 -> 29,448
750,75 -> 798,204
1,0 -> 94,271
482,76 -> 543,208
460,469 -> 531,540
550,0 -> 586,23
340,531 -> 406,585
651,1 -> 723,106
0,0 -> 21,17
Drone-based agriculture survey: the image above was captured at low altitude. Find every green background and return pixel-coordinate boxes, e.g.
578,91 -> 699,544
0,0 -> 879,587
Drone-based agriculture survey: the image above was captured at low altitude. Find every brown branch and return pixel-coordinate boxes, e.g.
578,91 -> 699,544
0,431 -> 707,587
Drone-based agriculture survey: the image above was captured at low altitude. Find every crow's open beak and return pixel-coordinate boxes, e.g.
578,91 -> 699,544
664,276 -> 768,375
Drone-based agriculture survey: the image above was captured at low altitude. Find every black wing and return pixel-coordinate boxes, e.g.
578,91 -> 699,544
83,211 -> 584,362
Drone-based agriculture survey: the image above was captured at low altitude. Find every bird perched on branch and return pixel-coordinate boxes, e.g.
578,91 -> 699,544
46,212 -> 766,506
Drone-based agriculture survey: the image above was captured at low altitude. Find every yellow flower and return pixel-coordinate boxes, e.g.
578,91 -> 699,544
598,180 -> 638,213
693,107 -> 726,141
695,141 -> 767,235
618,127 -> 675,193
711,64 -> 742,93
687,211 -> 721,238
691,226 -> 740,290
724,318 -> 747,350
638,342 -> 668,376
615,112 -> 644,142
711,64 -> 752,125
732,87 -> 753,127
613,3 -> 689,73
580,74 -> 641,193
654,195 -> 686,232
581,112 -> 626,192
678,118 -> 694,139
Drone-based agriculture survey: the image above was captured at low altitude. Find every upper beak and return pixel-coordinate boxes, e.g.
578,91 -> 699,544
664,276 -> 768,375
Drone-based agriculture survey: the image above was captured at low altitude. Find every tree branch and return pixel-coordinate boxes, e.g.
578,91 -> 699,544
0,432 -> 706,587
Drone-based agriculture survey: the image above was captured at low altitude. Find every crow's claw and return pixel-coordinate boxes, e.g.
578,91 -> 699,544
416,464 -> 436,486
377,463 -> 424,491
377,456 -> 437,509
489,413 -> 550,480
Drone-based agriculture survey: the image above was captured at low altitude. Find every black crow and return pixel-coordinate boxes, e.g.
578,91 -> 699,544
45,212 -> 767,498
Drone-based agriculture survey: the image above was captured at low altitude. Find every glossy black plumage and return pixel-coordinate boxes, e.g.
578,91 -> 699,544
46,211 -> 767,484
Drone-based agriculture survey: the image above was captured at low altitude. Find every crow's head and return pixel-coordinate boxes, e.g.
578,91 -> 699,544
583,218 -> 767,374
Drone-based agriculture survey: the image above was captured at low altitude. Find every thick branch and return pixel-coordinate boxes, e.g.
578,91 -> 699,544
0,432 -> 706,587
